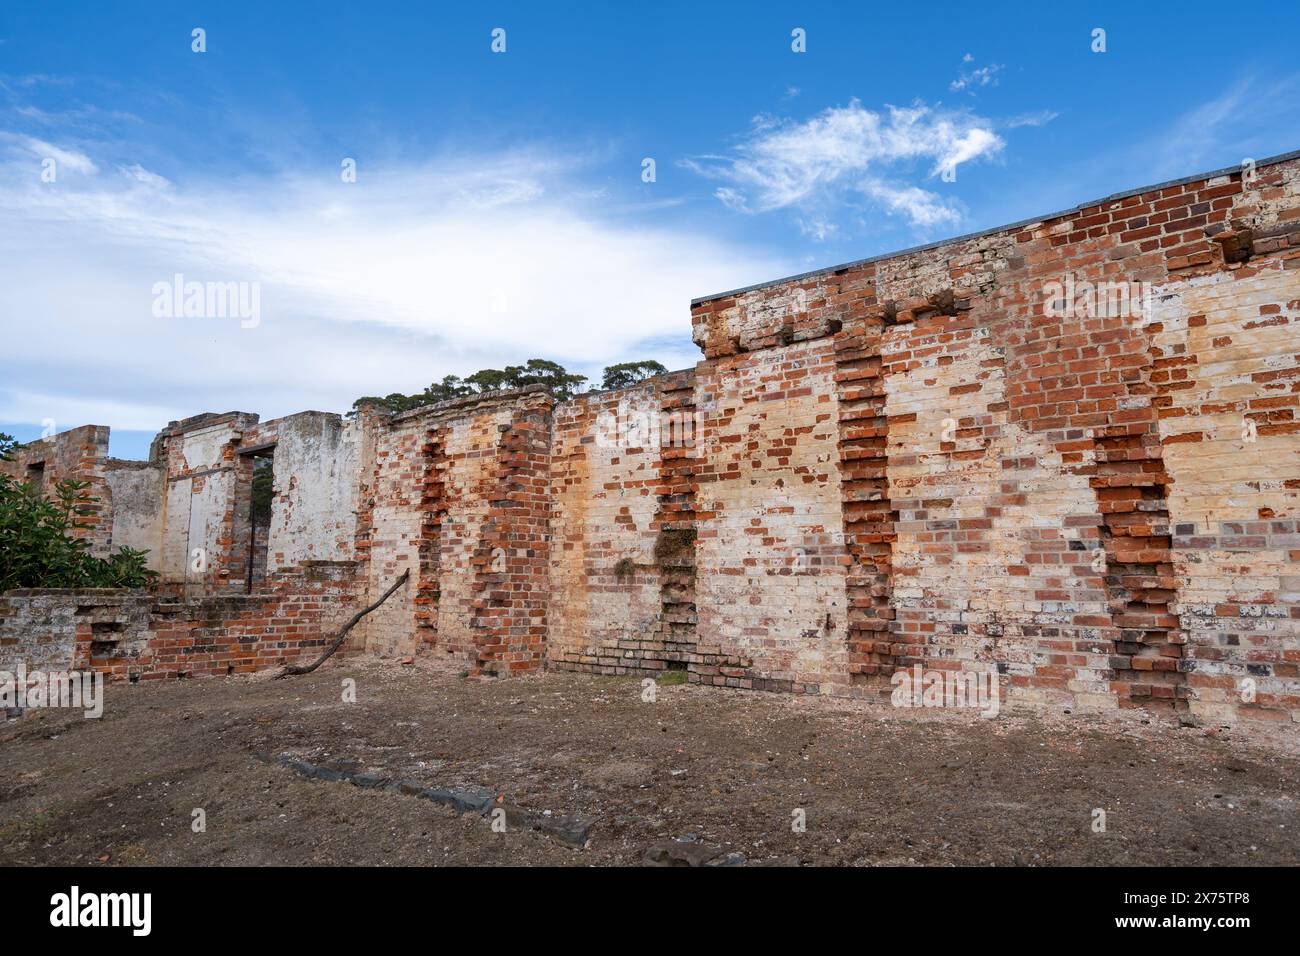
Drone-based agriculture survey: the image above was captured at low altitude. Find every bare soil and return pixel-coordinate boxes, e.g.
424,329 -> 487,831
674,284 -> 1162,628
2,661 -> 1297,866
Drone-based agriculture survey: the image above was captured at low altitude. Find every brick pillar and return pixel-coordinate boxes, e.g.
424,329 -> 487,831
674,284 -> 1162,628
652,370 -> 701,676
415,426 -> 448,644
834,312 -> 898,690
470,396 -> 554,675
1093,414 -> 1187,712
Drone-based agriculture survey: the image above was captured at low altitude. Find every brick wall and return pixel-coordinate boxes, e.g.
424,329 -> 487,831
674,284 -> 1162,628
1,590 -> 148,673
132,563 -> 356,680
1,425 -> 113,555
354,388 -> 554,674
0,561 -> 356,682
1151,260 -> 1300,724
4,151 -> 1297,731
547,383 -> 667,674
687,150 -> 1300,725
694,339 -> 850,693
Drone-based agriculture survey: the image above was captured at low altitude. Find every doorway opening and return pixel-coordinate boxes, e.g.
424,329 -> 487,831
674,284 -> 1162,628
235,444 -> 276,592
25,460 -> 45,494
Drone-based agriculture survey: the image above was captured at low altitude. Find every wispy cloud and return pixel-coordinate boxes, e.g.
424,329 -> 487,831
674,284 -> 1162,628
117,162 -> 171,189
950,59 -> 1003,93
681,99 -> 1006,236
860,181 -> 963,228
1002,110 -> 1058,129
0,73 -> 74,89
0,138 -> 789,432
1145,75 -> 1300,177
1,132 -> 98,175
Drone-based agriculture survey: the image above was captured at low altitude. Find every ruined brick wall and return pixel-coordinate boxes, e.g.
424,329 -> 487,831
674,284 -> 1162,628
104,460 -> 165,569
1,425 -> 113,555
1150,259 -> 1300,724
477,392 -> 552,674
3,152 -> 1296,732
353,407 -> 425,657
0,590 -> 149,673
879,317 -> 1112,708
155,410 -> 359,591
0,562 -> 355,681
157,413 -> 258,589
0,426 -> 165,567
688,150 -> 1300,725
694,340 -> 850,693
547,384 -> 666,674
263,414 -> 361,572
355,388 -> 554,675
132,562 -> 356,680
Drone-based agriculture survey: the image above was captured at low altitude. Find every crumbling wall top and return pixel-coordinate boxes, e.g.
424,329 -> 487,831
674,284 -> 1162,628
689,149 -> 1300,359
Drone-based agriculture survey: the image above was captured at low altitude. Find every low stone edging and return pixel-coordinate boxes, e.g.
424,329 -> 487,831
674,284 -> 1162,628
254,752 -> 595,849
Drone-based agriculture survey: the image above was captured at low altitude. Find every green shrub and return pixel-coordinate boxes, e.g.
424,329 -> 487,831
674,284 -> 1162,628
0,467 -> 157,590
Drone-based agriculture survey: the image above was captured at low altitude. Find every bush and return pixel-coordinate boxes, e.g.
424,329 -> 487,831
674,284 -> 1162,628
0,471 -> 157,590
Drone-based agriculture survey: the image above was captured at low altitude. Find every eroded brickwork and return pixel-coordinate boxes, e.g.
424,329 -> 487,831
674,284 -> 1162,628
882,317 -> 1111,709
685,150 -> 1300,725
4,152 -> 1298,733
1151,260 -> 1300,724
356,389 -> 554,673
1,563 -> 355,682
472,396 -> 552,675
548,385 -> 664,674
1,425 -> 114,555
694,339 -> 849,693
652,370 -> 702,675
833,307 -> 897,688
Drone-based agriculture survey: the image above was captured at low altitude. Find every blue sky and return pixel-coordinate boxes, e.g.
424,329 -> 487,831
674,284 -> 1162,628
2,1 -> 1298,460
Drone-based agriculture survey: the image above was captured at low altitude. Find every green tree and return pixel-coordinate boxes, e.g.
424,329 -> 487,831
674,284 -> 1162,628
495,359 -> 588,400
461,367 -> 514,394
251,457 -> 274,524
349,391 -> 430,415
351,358 -> 589,415
423,374 -> 474,403
0,474 -> 157,589
601,360 -> 667,390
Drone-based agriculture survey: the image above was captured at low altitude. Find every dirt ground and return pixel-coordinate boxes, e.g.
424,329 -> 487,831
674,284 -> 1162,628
2,660 -> 1297,866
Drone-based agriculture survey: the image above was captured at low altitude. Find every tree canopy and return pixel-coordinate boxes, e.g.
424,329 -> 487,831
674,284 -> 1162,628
351,357 -> 667,416
601,361 -> 667,390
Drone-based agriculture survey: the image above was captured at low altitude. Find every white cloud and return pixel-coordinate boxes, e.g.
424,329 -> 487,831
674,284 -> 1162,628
860,181 -> 961,228
2,133 -> 97,174
1146,76 -> 1300,176
118,163 -> 171,189
0,144 -> 790,436
950,63 -> 1003,93
714,186 -> 750,211
797,215 -> 838,241
683,99 -> 1004,234
1002,110 -> 1058,129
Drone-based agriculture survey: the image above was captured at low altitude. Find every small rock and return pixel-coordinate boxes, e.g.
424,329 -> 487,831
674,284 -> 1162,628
644,841 -> 721,867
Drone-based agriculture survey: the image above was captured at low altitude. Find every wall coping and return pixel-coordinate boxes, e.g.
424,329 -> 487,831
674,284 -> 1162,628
690,147 -> 1300,306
